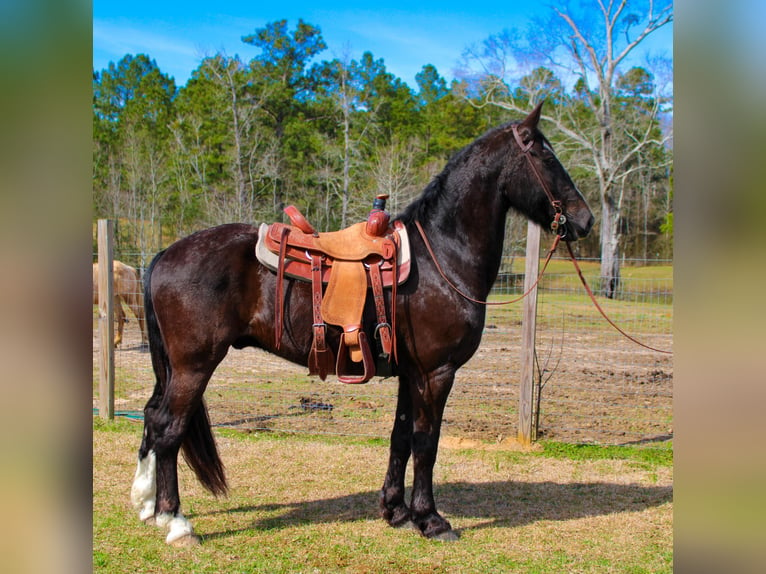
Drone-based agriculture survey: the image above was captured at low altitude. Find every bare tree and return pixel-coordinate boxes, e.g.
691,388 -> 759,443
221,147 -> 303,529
460,0 -> 672,297
336,52 -> 354,228
203,55 -> 253,222
311,51 -> 382,229
192,53 -> 277,225
372,136 -> 420,215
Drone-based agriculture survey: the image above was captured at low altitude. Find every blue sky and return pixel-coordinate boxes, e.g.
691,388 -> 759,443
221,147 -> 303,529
93,1 -> 672,90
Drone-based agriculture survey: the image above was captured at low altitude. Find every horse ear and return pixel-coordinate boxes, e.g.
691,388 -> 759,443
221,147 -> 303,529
517,100 -> 545,142
521,100 -> 544,129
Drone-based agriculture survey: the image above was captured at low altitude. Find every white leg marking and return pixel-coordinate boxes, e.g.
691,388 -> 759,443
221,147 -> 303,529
130,450 -> 156,521
156,512 -> 195,544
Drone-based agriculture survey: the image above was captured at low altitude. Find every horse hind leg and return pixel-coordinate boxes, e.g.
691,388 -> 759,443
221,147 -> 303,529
132,394 -> 200,545
130,443 -> 157,522
136,309 -> 148,346
125,289 -> 148,346
132,368 -> 224,546
131,389 -> 164,527
131,439 -> 198,546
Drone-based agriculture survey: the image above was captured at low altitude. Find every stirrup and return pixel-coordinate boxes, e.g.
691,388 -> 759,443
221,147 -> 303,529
336,330 -> 375,384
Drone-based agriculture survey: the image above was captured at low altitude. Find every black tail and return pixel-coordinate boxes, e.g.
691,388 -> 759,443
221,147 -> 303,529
181,400 -> 227,496
143,251 -> 228,496
143,250 -> 170,391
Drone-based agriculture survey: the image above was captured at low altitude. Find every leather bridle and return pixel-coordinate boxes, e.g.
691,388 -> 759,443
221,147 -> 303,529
413,123 -> 569,307
511,124 -> 567,237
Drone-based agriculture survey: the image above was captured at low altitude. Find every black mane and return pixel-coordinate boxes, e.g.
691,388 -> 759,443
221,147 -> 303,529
396,121 -> 520,225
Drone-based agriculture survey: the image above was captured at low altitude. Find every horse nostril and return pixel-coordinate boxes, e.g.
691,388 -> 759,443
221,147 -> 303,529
569,210 -> 595,237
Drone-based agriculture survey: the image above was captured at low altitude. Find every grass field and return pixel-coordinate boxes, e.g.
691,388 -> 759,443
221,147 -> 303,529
94,418 -> 673,573
495,258 -> 673,304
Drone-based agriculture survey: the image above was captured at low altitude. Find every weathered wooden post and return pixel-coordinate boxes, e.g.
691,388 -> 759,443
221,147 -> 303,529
97,219 -> 115,420
518,222 -> 541,445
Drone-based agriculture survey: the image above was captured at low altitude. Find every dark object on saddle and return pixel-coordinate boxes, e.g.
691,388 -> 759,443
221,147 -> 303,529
256,194 -> 411,384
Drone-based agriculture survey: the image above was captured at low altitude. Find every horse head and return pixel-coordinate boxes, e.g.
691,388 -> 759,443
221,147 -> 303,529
500,101 -> 595,240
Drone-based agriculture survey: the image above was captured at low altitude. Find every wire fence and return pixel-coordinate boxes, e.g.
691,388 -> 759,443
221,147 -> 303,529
93,253 -> 672,446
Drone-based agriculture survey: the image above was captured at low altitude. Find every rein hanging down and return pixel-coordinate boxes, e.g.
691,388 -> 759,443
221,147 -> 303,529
416,218 -> 671,355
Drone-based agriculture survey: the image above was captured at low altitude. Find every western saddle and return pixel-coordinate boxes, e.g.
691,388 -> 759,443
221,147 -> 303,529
255,195 -> 411,384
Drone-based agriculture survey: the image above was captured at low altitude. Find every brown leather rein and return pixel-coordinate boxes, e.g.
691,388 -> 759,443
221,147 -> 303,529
415,221 -> 671,355
413,123 -> 672,355
563,241 -> 672,355
415,219 -> 561,306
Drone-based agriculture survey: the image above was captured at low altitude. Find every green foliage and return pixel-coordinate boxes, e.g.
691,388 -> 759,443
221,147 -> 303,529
242,19 -> 327,87
415,64 -> 448,106
538,441 -> 673,467
660,179 -> 674,239
660,211 -> 673,236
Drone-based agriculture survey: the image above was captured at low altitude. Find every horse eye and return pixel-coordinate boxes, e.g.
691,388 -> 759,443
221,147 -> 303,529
540,145 -> 557,163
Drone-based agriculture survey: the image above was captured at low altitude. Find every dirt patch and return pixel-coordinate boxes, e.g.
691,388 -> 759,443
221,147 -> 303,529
94,305 -> 673,445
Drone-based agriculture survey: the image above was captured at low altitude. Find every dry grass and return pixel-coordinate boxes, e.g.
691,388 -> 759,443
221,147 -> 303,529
94,419 -> 672,573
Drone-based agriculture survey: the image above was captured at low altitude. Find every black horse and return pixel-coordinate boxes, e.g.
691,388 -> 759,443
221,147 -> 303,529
130,103 -> 594,545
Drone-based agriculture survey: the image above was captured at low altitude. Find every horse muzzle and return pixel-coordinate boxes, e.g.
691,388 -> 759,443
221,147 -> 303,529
563,210 -> 595,240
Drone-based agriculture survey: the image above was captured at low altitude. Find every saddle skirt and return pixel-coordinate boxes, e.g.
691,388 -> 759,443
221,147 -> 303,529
255,212 -> 411,384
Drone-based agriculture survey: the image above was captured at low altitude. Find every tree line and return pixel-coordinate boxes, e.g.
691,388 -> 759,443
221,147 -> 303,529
94,6 -> 672,291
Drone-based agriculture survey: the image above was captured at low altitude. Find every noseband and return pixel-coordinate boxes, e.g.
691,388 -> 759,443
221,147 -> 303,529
511,124 -> 567,236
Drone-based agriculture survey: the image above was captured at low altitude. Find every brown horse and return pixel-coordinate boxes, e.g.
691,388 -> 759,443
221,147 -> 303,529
92,260 -> 147,347
131,103 -> 595,545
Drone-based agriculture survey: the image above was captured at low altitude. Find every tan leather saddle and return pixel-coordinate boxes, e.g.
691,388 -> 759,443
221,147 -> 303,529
255,197 -> 411,384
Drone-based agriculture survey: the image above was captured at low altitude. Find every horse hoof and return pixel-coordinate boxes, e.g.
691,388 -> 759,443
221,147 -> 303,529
432,529 -> 460,542
169,533 -> 201,547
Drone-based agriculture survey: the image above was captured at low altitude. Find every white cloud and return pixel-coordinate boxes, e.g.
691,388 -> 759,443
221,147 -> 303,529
94,19 -> 198,59
93,19 -> 203,82
325,12 -> 489,85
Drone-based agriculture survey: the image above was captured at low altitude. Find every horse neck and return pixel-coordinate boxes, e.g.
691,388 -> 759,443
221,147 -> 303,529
415,174 -> 510,299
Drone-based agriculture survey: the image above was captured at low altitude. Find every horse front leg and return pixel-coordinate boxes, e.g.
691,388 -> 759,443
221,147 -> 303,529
409,365 -> 458,540
380,374 -> 414,528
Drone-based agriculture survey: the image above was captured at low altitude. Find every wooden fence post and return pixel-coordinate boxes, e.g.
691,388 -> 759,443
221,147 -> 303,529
97,219 -> 115,420
518,222 -> 541,445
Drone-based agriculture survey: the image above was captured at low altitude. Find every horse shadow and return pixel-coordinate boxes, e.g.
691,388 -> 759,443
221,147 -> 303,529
192,480 -> 672,541
115,342 -> 149,352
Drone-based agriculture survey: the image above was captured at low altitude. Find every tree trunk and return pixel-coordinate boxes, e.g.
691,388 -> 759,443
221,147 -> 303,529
340,73 -> 351,230
341,107 -> 350,229
600,195 -> 621,298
